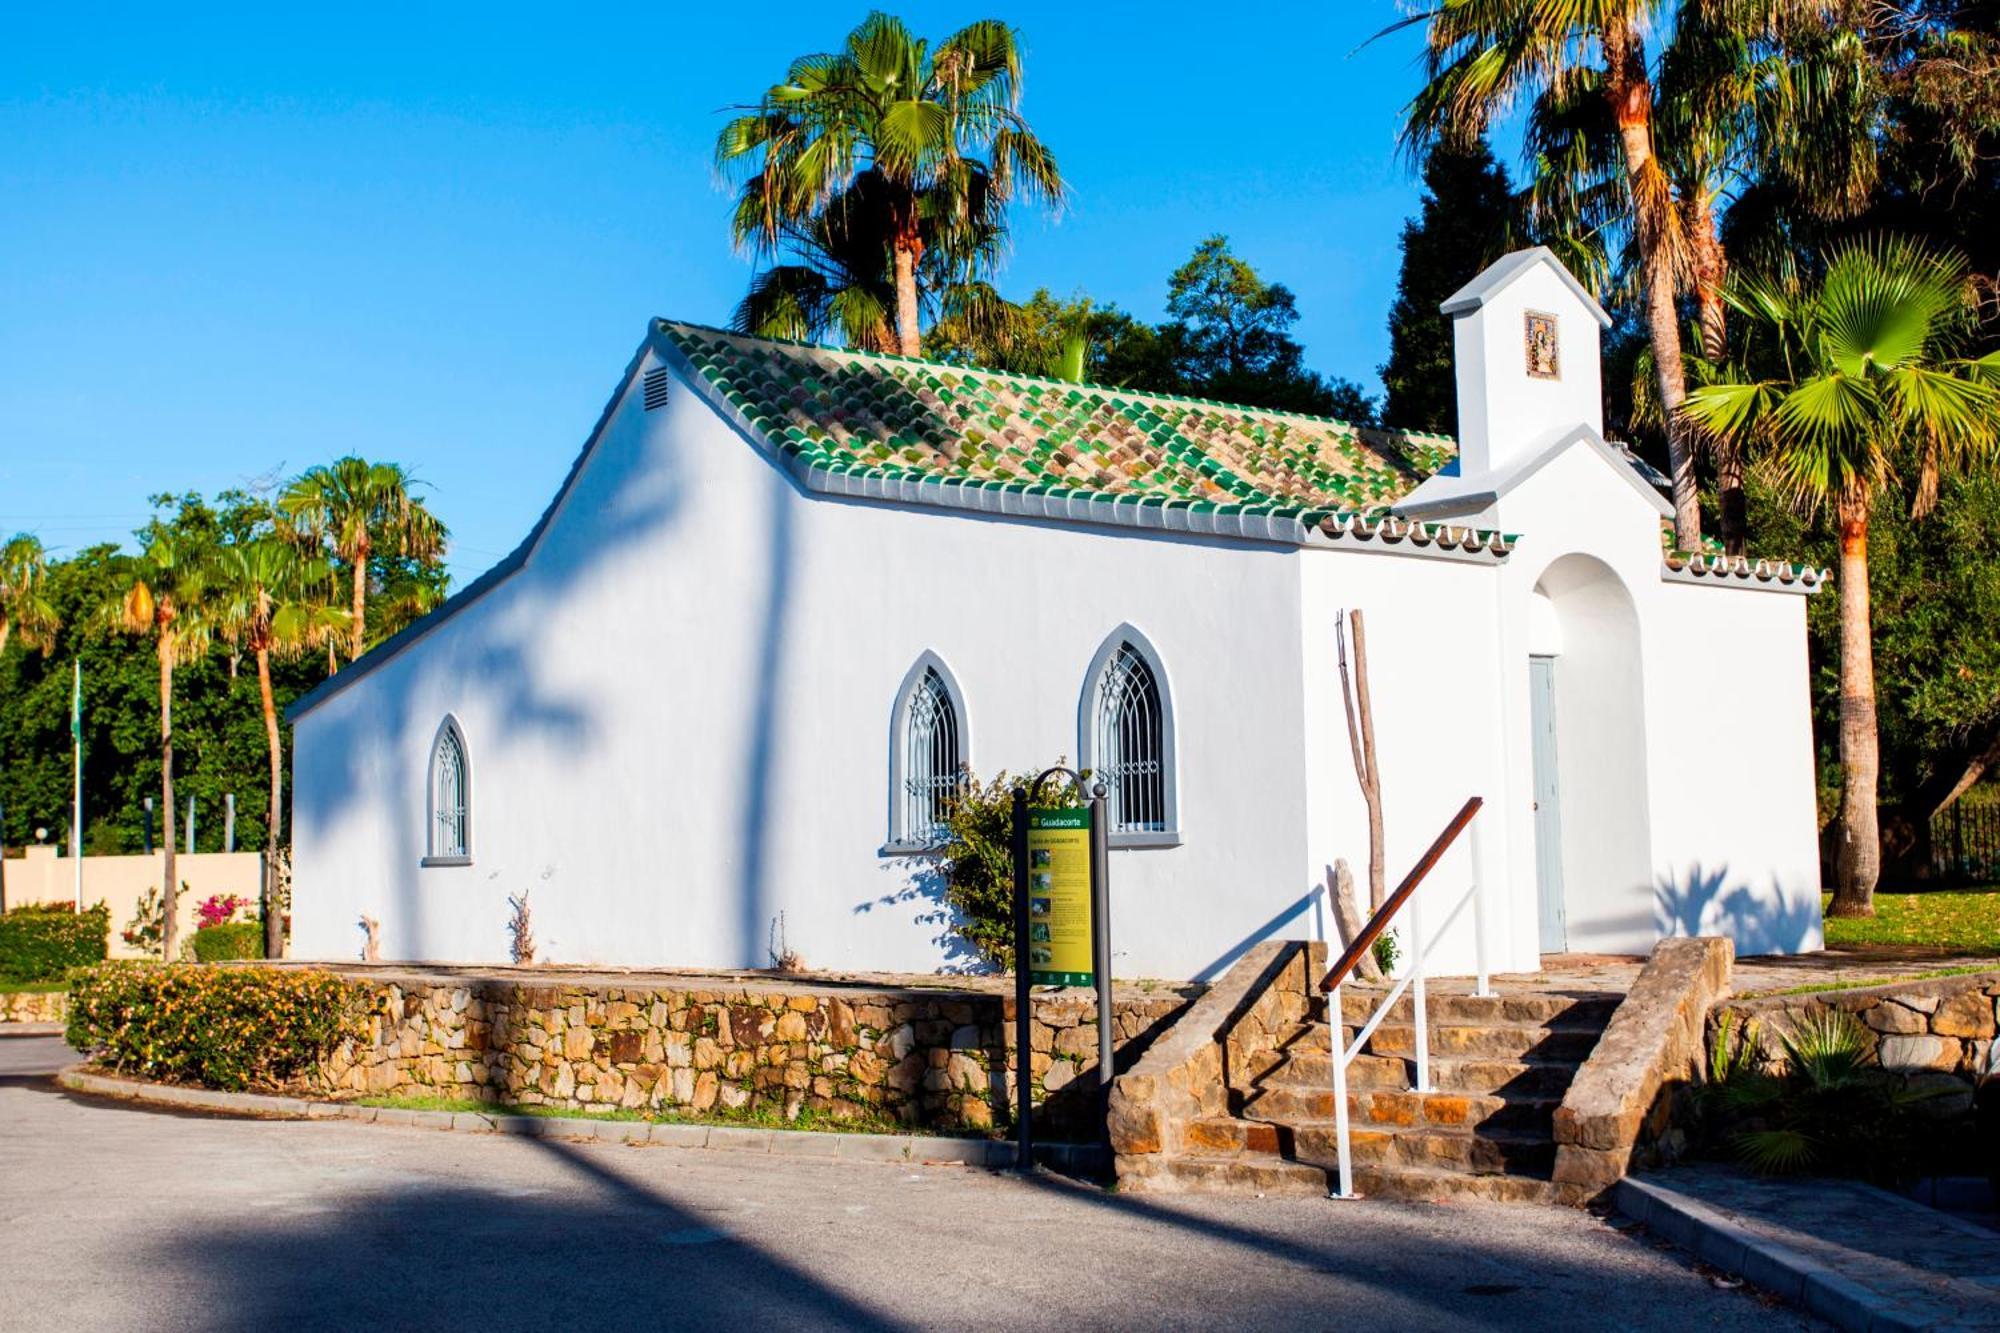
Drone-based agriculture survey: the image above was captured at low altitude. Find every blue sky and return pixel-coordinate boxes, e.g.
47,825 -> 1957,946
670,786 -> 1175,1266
0,3 -> 1458,585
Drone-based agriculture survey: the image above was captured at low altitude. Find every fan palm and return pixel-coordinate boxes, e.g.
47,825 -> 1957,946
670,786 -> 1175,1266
1520,6 -> 1876,554
1397,0 -> 1709,547
0,533 -> 59,659
109,531 -> 215,960
716,11 -> 1065,356
215,539 -> 348,958
280,457 -> 447,663
1682,235 -> 2000,916
730,167 -> 1014,353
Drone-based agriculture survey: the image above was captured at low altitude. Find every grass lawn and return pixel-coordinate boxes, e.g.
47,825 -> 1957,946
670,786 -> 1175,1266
1821,887 -> 2000,955
353,1093 -> 968,1138
0,979 -> 68,995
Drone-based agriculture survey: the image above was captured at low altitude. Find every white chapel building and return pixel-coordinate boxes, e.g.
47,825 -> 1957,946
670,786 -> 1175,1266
288,249 -> 1827,979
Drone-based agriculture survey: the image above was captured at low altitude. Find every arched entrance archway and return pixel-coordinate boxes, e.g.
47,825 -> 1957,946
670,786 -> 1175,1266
1529,555 -> 1653,954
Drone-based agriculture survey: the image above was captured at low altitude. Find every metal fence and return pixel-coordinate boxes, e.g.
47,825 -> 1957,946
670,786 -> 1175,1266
1931,797 -> 2000,882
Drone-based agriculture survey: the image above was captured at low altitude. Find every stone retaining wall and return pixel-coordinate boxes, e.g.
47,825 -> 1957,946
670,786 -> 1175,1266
1551,936 -> 1732,1200
318,971 -> 1193,1139
0,989 -> 67,1024
1714,969 -> 2000,1108
1108,939 -> 1323,1182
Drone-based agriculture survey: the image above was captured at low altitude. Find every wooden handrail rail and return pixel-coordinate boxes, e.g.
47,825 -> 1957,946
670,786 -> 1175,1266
1319,796 -> 1483,994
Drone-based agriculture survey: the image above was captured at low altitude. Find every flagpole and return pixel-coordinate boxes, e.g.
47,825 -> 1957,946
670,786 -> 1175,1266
72,659 -> 83,913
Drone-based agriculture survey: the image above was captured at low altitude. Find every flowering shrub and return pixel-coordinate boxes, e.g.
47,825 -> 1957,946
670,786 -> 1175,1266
66,963 -> 368,1092
195,894 -> 249,930
122,887 -> 167,953
0,902 -> 109,984
935,764 -> 1086,970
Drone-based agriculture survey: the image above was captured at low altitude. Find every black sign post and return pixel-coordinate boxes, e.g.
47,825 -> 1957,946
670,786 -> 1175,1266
1011,768 -> 1114,1171
1009,783 -> 1032,1172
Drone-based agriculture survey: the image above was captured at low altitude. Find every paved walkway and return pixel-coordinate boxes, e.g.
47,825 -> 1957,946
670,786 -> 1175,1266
0,1035 -> 1818,1331
1470,950 -> 2000,998
1618,1165 -> 2000,1331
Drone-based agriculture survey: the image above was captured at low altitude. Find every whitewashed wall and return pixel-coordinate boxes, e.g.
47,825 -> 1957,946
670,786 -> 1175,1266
293,320 -> 1824,979
295,351 -> 1323,978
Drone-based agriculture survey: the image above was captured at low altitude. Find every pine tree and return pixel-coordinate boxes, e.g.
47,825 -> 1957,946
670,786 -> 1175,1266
1380,141 -> 1518,434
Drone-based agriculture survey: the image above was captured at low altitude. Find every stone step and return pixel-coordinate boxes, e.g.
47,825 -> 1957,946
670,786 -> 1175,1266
1346,1163 -> 1559,1206
1114,1150 -> 1330,1198
1328,990 -> 1622,1030
1118,1151 -> 1560,1204
1279,1120 -> 1560,1176
1192,1108 -> 1558,1177
1255,1049 -> 1584,1098
1238,1083 -> 1559,1135
1309,1020 -> 1601,1063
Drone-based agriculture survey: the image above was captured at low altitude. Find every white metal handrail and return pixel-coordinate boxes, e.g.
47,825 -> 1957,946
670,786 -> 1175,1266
1322,799 -> 1489,1200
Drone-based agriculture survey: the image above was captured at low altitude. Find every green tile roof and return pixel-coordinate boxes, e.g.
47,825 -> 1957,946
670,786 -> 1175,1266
659,321 -> 1456,519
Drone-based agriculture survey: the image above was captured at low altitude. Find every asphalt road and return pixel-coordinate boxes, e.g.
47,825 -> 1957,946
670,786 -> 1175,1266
0,1033 -> 1823,1332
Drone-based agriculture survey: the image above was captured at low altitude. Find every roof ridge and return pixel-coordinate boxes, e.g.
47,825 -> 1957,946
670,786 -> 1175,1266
654,317 -> 1455,445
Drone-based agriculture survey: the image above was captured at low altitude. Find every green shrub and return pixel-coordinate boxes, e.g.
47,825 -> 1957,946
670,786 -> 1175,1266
1703,1007 -> 1954,1182
936,764 -> 1085,970
0,901 -> 109,984
191,921 -> 264,962
66,963 -> 368,1092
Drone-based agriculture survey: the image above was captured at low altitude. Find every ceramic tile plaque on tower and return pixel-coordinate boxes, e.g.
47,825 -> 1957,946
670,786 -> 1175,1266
1525,310 -> 1560,379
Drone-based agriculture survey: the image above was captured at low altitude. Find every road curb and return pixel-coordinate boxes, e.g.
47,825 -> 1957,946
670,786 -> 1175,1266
54,1064 -> 1104,1173
1614,1176 -> 1934,1332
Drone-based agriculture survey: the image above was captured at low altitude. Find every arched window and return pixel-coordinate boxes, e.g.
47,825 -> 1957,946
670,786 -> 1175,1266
888,655 -> 967,849
1081,628 -> 1179,845
425,717 -> 471,864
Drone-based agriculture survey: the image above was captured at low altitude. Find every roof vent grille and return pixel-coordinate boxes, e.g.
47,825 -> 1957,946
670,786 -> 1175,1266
642,367 -> 671,411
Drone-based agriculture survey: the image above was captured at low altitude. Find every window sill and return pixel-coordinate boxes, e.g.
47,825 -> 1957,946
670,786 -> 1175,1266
878,841 -> 947,859
1109,832 -> 1182,850
420,855 -> 473,868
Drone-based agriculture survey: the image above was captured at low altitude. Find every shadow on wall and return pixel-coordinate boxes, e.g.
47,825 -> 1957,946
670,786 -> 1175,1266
1191,885 -> 1325,984
142,1134 -> 899,1333
1654,863 -> 1825,956
292,366 -> 689,963
733,470 -> 797,971
853,857 -> 993,975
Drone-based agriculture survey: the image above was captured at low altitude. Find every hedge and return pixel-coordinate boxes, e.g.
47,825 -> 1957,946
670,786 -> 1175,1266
0,902 -> 109,984
191,921 -> 264,962
67,963 -> 368,1091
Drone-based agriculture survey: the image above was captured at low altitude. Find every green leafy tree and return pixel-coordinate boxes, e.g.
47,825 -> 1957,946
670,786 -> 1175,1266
280,458 -> 447,663
1160,236 -> 1377,422
1745,471 -> 2000,875
716,11 -> 1065,357
927,288 -> 1173,388
1682,235 -> 2000,916
108,530 -> 215,960
0,532 -> 62,909
1381,140 -> 1518,433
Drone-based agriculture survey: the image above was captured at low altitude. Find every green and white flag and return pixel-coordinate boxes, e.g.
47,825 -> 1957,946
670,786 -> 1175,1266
71,659 -> 82,744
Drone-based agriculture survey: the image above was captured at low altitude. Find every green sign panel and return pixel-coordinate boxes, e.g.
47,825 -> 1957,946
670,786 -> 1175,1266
1027,807 -> 1093,986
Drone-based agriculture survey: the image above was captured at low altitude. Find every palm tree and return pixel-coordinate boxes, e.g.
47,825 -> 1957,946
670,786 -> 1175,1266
1399,0 -> 1726,550
0,533 -> 59,660
215,539 -> 347,959
280,457 -> 446,663
1682,235 -> 2000,917
716,11 -> 1065,356
110,531 -> 214,961
1518,7 -> 1876,555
